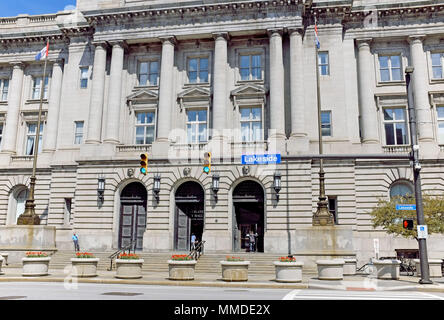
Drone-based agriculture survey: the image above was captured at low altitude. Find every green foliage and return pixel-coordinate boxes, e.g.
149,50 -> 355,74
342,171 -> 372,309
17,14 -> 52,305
370,194 -> 444,240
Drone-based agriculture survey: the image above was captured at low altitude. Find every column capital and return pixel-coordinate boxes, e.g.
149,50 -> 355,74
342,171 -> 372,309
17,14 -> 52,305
92,41 -> 109,50
288,27 -> 304,37
212,32 -> 230,41
267,28 -> 284,37
159,36 -> 177,46
9,61 -> 25,70
108,40 -> 127,50
356,38 -> 372,49
407,35 -> 426,45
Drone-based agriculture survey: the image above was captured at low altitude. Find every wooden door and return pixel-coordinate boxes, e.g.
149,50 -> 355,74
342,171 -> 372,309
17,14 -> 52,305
119,201 -> 146,251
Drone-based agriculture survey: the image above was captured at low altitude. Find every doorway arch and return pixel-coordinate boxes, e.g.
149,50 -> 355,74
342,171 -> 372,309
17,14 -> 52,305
174,181 -> 205,251
118,182 -> 147,251
232,180 -> 265,252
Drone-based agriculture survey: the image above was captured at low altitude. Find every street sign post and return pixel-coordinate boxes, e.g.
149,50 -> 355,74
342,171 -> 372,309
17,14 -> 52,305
417,225 -> 428,239
396,204 -> 416,211
241,154 -> 281,165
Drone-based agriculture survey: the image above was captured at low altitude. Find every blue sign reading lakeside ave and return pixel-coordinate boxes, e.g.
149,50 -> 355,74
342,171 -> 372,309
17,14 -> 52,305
242,154 -> 281,165
396,204 -> 417,211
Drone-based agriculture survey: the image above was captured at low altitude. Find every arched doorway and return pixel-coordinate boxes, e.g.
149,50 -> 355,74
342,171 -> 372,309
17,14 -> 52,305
174,181 -> 204,251
119,182 -> 147,251
232,180 -> 265,252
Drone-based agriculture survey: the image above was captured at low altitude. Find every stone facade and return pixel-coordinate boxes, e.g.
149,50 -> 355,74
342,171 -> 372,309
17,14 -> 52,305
0,0 -> 444,264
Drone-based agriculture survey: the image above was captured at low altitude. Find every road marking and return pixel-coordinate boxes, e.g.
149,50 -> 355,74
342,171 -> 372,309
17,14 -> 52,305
418,292 -> 444,300
282,289 -> 301,300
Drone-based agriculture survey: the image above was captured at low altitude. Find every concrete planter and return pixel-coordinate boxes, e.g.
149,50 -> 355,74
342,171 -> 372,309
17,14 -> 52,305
70,258 -> 100,277
22,257 -> 51,276
413,259 -> 443,278
343,258 -> 357,276
316,259 -> 345,280
373,259 -> 400,280
115,259 -> 144,279
168,260 -> 197,280
220,261 -> 250,282
274,261 -> 304,283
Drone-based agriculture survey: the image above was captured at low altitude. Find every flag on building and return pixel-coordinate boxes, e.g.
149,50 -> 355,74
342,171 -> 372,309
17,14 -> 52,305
314,19 -> 320,49
35,41 -> 49,61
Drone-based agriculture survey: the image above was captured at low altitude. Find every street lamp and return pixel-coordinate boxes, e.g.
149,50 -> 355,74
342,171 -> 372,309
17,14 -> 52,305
212,173 -> 220,202
97,177 -> 105,204
153,174 -> 161,203
405,66 -> 432,284
273,171 -> 282,201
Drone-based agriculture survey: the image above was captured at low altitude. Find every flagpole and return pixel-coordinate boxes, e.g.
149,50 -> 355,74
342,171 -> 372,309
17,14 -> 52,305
312,16 -> 334,226
17,39 -> 49,225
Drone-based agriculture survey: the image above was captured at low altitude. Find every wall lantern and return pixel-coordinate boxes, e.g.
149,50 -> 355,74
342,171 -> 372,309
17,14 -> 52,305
212,173 -> 220,201
273,171 -> 282,201
97,177 -> 106,203
153,174 -> 161,202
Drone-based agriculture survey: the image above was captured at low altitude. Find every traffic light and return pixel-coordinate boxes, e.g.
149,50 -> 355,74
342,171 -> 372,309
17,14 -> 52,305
140,153 -> 148,175
203,152 -> 211,174
403,218 -> 414,230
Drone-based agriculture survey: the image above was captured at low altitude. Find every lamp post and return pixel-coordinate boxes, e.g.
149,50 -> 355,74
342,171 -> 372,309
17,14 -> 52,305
312,18 -> 334,226
212,173 -> 220,202
405,66 -> 432,284
97,177 -> 105,204
273,171 -> 282,202
153,174 -> 161,203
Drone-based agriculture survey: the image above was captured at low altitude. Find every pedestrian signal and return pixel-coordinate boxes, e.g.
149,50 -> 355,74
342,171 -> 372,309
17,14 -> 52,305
140,153 -> 148,175
403,218 -> 414,230
203,152 -> 211,174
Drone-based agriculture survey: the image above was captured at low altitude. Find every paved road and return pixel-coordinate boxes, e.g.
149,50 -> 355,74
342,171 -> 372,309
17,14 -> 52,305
1,282 -> 444,300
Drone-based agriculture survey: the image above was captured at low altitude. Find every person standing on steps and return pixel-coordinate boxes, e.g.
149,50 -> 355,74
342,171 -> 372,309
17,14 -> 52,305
72,233 -> 80,252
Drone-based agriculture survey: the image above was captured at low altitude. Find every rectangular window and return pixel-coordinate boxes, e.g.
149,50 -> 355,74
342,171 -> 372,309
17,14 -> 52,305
138,61 -> 159,86
74,121 -> 84,145
383,108 -> 409,145
26,123 -> 43,155
379,55 -> 402,82
80,67 -> 89,89
0,79 -> 9,101
327,196 -> 338,225
431,53 -> 444,79
135,111 -> 155,145
240,107 -> 262,142
437,106 -> 444,144
0,123 -> 3,148
240,54 -> 262,81
186,109 -> 207,144
64,198 -> 72,225
187,57 -> 209,84
321,111 -> 332,136
318,52 -> 329,76
32,76 -> 49,100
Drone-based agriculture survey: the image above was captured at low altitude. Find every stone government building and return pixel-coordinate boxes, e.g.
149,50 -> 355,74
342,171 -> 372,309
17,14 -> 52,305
0,0 -> 443,264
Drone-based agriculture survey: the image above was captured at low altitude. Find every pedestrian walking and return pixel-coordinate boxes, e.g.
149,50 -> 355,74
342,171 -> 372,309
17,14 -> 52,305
190,233 -> 196,250
72,233 -> 80,252
247,231 -> 257,252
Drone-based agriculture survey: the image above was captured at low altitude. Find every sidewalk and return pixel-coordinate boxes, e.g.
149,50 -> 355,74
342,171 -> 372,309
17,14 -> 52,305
1,266 -> 443,293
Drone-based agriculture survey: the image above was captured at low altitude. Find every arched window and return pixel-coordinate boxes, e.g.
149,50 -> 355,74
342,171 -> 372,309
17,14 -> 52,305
7,186 -> 29,225
389,180 -> 414,199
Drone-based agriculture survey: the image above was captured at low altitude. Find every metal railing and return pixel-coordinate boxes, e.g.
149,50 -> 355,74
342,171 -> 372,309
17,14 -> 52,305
107,239 -> 137,271
188,240 -> 205,261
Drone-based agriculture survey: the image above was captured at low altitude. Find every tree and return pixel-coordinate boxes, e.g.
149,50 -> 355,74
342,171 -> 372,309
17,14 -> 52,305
370,194 -> 444,240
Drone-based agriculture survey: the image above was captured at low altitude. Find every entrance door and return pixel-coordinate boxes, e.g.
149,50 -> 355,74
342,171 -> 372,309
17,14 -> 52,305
175,207 -> 190,251
232,181 -> 264,252
119,182 -> 147,251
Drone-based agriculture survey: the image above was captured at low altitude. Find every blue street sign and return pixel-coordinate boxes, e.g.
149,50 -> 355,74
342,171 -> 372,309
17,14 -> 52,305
241,154 -> 281,165
396,204 -> 416,211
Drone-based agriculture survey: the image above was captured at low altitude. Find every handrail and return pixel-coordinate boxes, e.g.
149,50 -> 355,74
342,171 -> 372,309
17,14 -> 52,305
107,239 -> 137,271
188,240 -> 205,261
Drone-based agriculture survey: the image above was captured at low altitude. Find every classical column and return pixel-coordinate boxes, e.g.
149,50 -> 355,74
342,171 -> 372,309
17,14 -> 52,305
289,28 -> 307,141
103,41 -> 125,144
43,60 -> 64,152
85,42 -> 107,144
408,36 -> 434,142
212,32 -> 228,137
356,39 -> 379,144
156,36 -> 176,142
268,29 -> 286,141
2,62 -> 25,154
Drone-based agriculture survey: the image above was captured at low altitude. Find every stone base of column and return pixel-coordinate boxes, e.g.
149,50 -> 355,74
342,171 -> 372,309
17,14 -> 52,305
287,135 -> 309,154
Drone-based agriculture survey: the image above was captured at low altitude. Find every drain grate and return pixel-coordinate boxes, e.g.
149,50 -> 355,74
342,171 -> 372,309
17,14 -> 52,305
0,296 -> 27,300
101,292 -> 143,297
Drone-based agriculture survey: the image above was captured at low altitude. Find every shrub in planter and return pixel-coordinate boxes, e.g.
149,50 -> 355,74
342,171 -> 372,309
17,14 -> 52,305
71,252 -> 100,278
22,252 -> 51,277
220,256 -> 250,282
274,256 -> 304,283
168,255 -> 196,280
115,253 -> 144,279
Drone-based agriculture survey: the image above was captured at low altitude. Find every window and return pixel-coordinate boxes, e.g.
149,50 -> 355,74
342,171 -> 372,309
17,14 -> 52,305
383,108 -> 409,145
379,55 -> 402,82
135,112 -> 155,145
240,54 -> 262,81
321,111 -> 332,136
240,107 -> 262,142
318,52 -> 329,76
25,123 -> 43,155
138,61 -> 159,86
64,198 -> 72,226
0,123 -> 3,148
186,109 -> 207,144
32,76 -> 48,100
327,196 -> 338,224
74,121 -> 84,145
437,106 -> 444,144
431,53 -> 444,79
80,67 -> 89,89
187,57 -> 209,84
390,180 -> 414,199
0,79 -> 9,101
15,188 -> 28,224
